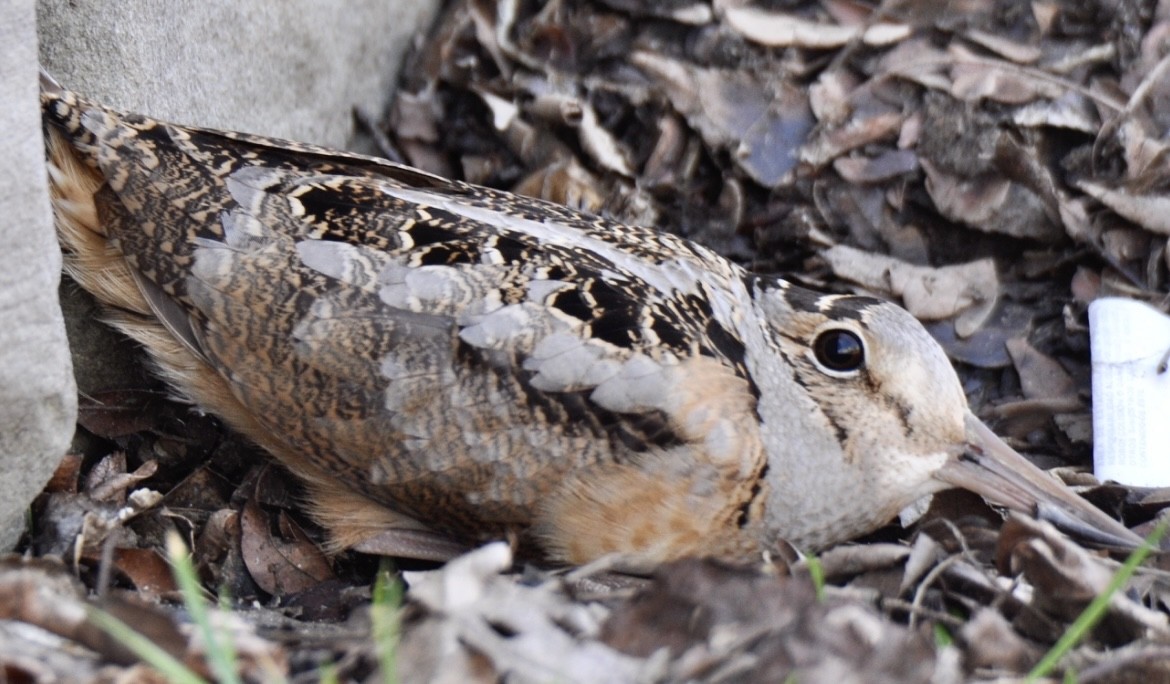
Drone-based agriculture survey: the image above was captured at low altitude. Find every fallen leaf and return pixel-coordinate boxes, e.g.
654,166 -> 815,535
577,102 -> 633,176
85,454 -> 158,504
107,547 -> 178,595
821,245 -> 999,334
44,453 -> 83,495
1013,91 -> 1099,133
1005,338 -> 1078,401
77,390 -> 170,439
960,608 -> 1043,672
631,51 -> 813,187
240,497 -> 335,597
998,516 -> 1167,645
802,111 -> 904,168
721,6 -> 909,49
1078,180 -> 1170,236
963,29 -> 1042,64
833,149 -> 919,184
595,0 -> 712,24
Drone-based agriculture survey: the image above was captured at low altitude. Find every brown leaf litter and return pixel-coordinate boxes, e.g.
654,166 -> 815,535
10,0 -> 1170,681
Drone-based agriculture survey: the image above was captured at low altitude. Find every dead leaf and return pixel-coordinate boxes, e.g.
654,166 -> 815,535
86,453 -> 158,503
960,608 -> 1043,672
1005,338 -> 1078,401
404,543 -> 652,684
821,245 -> 999,335
963,29 -> 1042,64
998,516 -> 1168,645
595,0 -> 712,24
1013,91 -> 1099,133
107,547 -> 178,595
809,69 -> 857,124
577,102 -> 633,176
0,556 -> 185,667
720,6 -> 909,49
922,158 -> 1062,241
948,45 -> 1071,103
833,149 -> 919,184
44,453 -> 83,495
601,553 -> 952,683
77,390 -> 170,439
899,533 -> 944,595
1078,180 -> 1170,236
803,111 -> 904,168
240,497 -> 335,597
631,51 -> 813,187
880,39 -> 950,88
816,543 -> 910,582
1078,647 -> 1170,683
1072,266 -> 1104,303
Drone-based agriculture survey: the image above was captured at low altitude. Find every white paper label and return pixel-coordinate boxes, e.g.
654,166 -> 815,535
1089,298 -> 1170,486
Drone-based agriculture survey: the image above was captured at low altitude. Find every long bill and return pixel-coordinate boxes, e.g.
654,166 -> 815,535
934,412 -> 1143,548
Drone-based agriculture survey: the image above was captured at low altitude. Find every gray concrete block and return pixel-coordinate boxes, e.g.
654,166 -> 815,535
38,0 -> 437,148
0,0 -> 78,550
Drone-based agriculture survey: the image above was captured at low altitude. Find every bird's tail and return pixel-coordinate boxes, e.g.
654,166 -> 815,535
40,70 -> 105,164
41,71 -> 149,316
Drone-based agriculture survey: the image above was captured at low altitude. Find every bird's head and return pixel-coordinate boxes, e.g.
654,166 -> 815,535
746,281 -> 1139,551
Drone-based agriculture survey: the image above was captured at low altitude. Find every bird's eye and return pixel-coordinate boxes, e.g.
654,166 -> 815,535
812,328 -> 865,373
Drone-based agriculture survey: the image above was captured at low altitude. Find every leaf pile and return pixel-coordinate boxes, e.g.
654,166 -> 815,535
7,0 -> 1170,682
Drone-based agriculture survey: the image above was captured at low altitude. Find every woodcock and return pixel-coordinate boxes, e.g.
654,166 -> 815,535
42,76 -> 1141,570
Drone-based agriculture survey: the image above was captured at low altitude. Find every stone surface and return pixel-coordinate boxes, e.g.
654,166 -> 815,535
0,0 -> 77,550
37,0 -> 437,148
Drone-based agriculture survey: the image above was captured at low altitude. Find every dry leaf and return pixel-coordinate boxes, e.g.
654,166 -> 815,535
595,0 -> 712,25
631,51 -> 813,187
403,543 -> 653,684
960,608 -> 1042,672
999,516 -> 1168,644
240,497 -> 335,597
1078,180 -> 1170,236
963,29 -> 1042,64
1005,338 -> 1078,401
822,245 -> 998,335
77,390 -> 170,439
721,6 -> 909,49
921,157 -> 1062,241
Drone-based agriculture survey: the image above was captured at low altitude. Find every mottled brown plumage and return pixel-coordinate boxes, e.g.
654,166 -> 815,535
42,77 -> 1140,570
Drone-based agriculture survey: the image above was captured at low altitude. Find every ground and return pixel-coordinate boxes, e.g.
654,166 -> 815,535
5,1 -> 1170,682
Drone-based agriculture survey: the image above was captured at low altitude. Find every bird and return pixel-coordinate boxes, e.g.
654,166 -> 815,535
41,75 -> 1141,571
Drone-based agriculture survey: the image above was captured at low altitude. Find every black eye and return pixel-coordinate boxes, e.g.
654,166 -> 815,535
813,329 -> 865,373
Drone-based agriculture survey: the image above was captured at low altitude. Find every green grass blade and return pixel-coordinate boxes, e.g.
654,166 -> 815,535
166,530 -> 242,684
86,606 -> 208,684
933,622 -> 954,648
1026,519 -> 1169,681
805,554 -> 826,602
318,659 -> 340,684
372,562 -> 402,684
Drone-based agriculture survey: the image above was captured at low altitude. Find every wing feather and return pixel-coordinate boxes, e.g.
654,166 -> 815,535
57,96 -> 758,548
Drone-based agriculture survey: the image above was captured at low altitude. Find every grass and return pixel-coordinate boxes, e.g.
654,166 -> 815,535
1025,518 -> 1170,682
85,607 -> 208,684
87,530 -> 241,684
805,553 -> 826,602
86,517 -> 1163,683
371,559 -> 404,684
933,622 -> 954,648
166,531 -> 242,684
87,530 -> 407,683
318,660 -> 341,684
